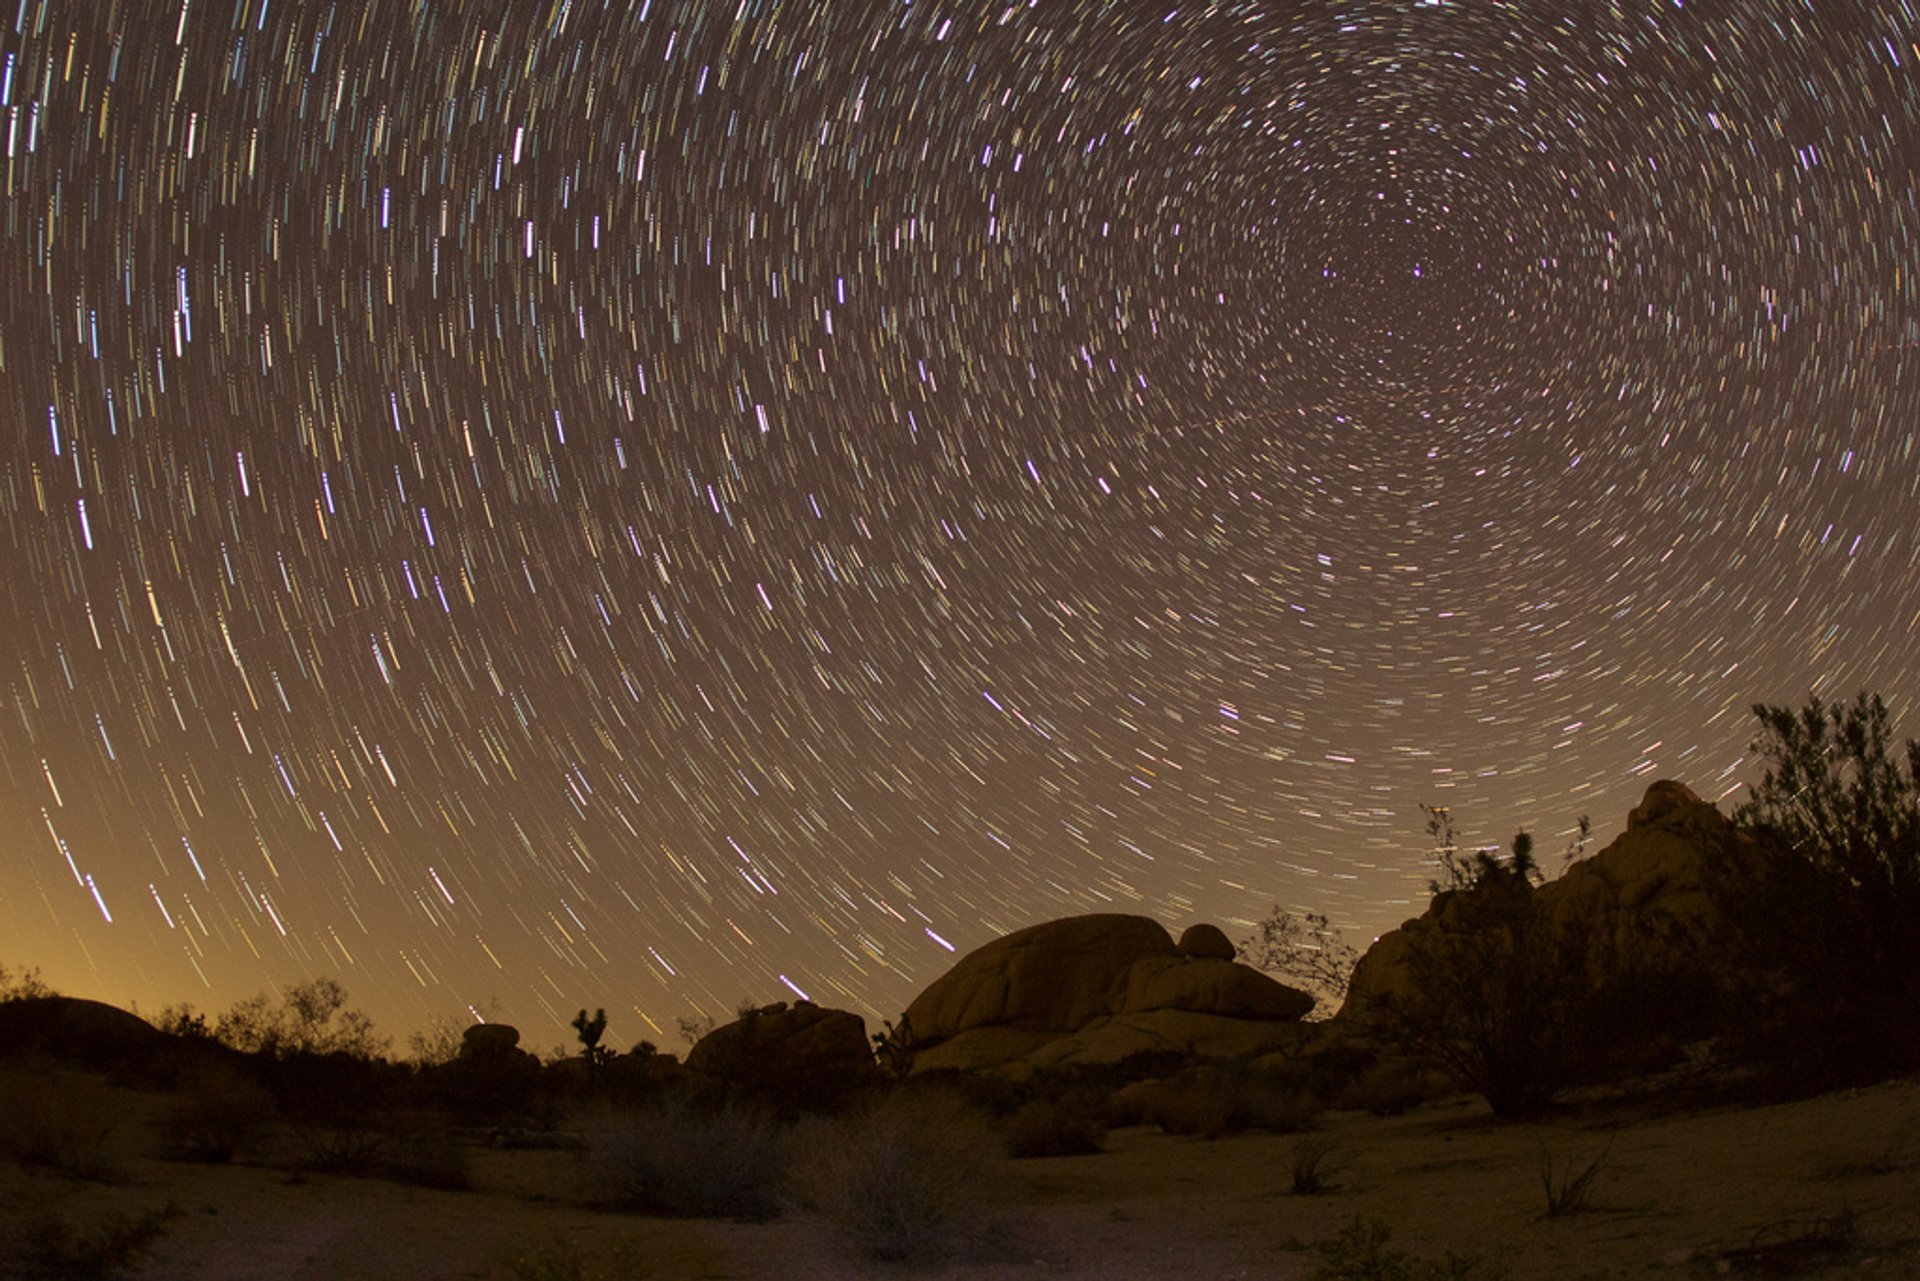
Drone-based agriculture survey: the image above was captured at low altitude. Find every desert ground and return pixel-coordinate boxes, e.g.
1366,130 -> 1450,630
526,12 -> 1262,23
4,1065 -> 1916,1280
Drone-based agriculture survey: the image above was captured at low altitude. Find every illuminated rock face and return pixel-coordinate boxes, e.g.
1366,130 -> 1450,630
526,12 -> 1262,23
901,913 -> 1313,1074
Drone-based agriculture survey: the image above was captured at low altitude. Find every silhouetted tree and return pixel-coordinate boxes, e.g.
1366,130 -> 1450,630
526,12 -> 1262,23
215,978 -> 386,1059
572,1007 -> 612,1085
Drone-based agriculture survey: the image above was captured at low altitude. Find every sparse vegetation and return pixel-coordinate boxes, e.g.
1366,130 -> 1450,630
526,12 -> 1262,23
792,1088 -> 1009,1264
497,1232 -> 650,1281
1309,1217 -> 1508,1280
1003,1093 -> 1107,1157
589,1099 -> 786,1219
1238,908 -> 1360,1013
1290,1135 -> 1348,1195
0,964 -> 53,1003
156,1063 -> 273,1164
1536,1140 -> 1606,1216
0,1068 -> 137,1182
0,1201 -> 178,1281
214,977 -> 388,1060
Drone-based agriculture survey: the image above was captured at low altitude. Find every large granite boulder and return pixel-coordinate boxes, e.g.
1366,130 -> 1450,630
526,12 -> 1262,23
460,1022 -> 523,1057
900,915 -> 1316,1074
1176,923 -> 1237,960
902,914 -> 1178,1046
687,1001 -> 880,1110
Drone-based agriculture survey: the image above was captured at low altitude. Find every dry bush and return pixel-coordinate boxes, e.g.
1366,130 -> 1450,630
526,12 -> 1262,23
0,1067 -> 139,1181
157,1062 -> 273,1163
1536,1141 -> 1606,1217
0,1200 -> 178,1281
792,1089 -> 1010,1264
1003,1094 -> 1107,1158
588,1099 -> 785,1219
378,1111 -> 474,1190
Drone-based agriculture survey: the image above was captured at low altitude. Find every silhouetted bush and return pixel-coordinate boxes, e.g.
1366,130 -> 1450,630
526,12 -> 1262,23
1722,691 -> 1920,1081
214,977 -> 387,1059
588,1099 -> 785,1219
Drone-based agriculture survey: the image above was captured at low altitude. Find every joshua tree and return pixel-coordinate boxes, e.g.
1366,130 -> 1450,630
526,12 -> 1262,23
572,1007 -> 611,1084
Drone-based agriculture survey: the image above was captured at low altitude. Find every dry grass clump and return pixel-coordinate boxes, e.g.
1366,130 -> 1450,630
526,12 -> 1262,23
588,1099 -> 785,1219
1289,1135 -> 1349,1195
1309,1217 -> 1507,1281
1536,1141 -> 1606,1217
792,1088 -> 1011,1264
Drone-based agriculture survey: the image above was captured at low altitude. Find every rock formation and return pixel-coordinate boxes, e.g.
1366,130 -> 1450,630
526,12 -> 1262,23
899,913 -> 1314,1074
687,1000 -> 881,1109
1339,779 -> 1745,1067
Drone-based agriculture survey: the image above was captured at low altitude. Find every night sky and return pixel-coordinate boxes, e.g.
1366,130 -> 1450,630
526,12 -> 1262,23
4,0 -> 1918,1050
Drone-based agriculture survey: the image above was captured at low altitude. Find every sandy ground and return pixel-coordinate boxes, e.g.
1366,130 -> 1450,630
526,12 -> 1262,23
5,1072 -> 1918,1280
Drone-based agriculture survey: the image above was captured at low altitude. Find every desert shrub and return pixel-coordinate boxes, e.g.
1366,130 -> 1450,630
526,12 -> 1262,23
1003,1094 -> 1107,1158
378,1112 -> 473,1190
0,1202 -> 178,1281
1239,909 -> 1360,1015
589,1099 -> 785,1219
792,1089 -> 1009,1264
156,1062 -> 274,1163
1723,692 -> 1920,1080
1310,1217 -> 1507,1281
1289,1135 -> 1348,1195
0,964 -> 54,1003
1371,818 -> 1620,1117
0,1068 -> 138,1181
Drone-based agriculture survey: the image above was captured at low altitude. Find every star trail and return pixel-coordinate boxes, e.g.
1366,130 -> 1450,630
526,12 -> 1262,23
3,0 -> 1918,1047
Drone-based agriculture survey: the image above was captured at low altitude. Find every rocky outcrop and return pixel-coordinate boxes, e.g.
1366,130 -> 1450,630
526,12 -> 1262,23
460,1022 -> 523,1057
1341,779 -> 1741,1023
900,914 -> 1313,1074
688,1001 -> 880,1109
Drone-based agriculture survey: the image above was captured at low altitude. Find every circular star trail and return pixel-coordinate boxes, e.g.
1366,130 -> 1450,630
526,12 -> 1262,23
3,0 -> 1917,1045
